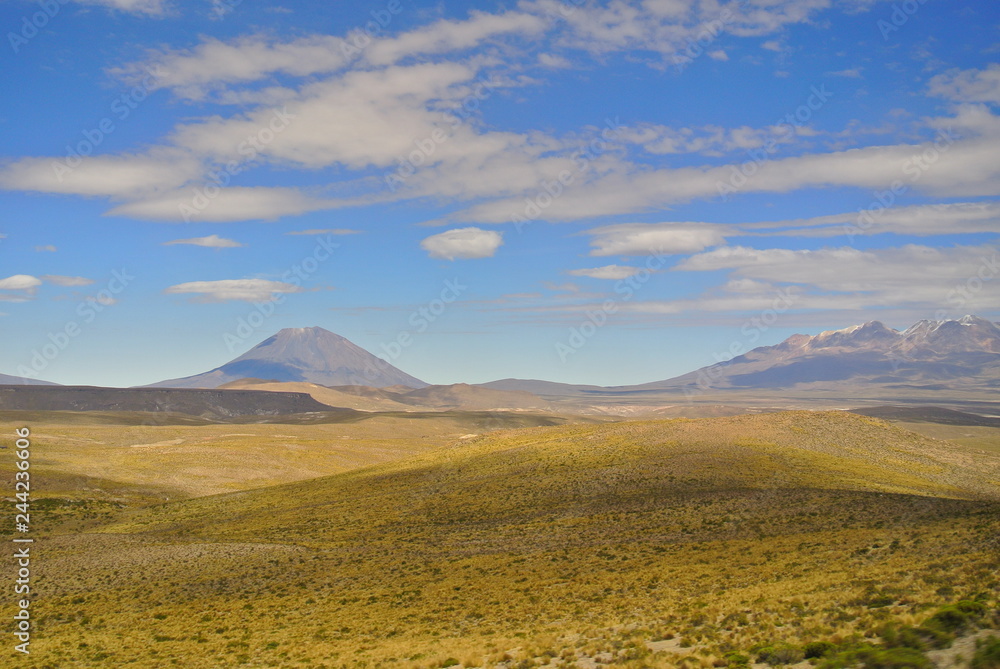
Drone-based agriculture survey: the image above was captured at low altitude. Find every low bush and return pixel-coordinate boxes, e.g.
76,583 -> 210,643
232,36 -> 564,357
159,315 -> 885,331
971,636 -> 1000,669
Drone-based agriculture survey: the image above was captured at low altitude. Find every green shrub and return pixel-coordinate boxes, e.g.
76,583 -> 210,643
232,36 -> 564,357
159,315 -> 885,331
725,651 -> 751,667
803,641 -> 836,659
880,625 -> 929,651
971,636 -> 1000,669
756,644 -> 804,665
924,606 -> 969,634
956,600 -> 988,617
820,645 -> 931,669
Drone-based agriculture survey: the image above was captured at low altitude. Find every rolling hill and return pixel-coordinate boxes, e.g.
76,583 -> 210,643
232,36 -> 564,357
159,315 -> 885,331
0,385 -> 336,418
220,378 -> 552,411
24,411 -> 1000,668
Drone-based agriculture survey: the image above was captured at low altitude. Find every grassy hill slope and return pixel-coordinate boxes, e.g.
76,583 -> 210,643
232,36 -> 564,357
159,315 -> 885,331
18,411 -> 1000,668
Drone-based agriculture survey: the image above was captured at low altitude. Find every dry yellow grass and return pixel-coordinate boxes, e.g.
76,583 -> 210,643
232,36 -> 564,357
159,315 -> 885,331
6,411 -> 999,668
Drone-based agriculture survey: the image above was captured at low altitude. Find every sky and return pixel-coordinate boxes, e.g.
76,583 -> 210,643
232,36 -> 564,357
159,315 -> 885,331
0,0 -> 998,388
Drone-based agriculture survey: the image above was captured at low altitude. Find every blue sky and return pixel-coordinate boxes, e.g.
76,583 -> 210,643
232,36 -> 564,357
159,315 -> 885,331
1,0 -> 998,387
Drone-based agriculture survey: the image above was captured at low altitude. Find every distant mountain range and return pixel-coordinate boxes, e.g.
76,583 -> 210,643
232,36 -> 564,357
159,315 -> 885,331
5,317 -> 1000,404
656,314 -> 1000,393
485,315 -> 1000,396
0,372 -> 60,386
147,327 -> 428,389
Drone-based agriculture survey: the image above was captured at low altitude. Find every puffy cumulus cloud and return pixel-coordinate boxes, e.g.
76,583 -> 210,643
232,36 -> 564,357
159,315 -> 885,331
170,62 -> 476,168
567,265 -> 641,279
929,64 -> 1000,105
164,279 -> 303,303
40,275 -> 94,287
0,275 -> 42,291
586,223 -> 729,257
0,274 -> 42,301
421,227 -> 503,260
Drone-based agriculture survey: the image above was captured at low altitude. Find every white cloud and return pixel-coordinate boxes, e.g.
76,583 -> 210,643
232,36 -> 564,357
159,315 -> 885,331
163,234 -> 244,248
0,150 -> 202,200
617,121 -> 801,156
448,107 -> 1000,224
107,187 -> 339,223
41,275 -> 94,287
761,40 -> 783,52
164,279 -> 303,303
112,36 -> 353,99
421,227 -> 503,260
586,223 -> 730,256
116,11 -> 545,99
35,245 -> 57,252
364,10 -> 548,66
0,275 -> 42,291
73,0 -> 168,16
611,244 -> 1000,319
0,274 -> 42,301
538,53 -> 572,68
708,50 -> 728,61
929,64 -> 1000,104
674,243 -> 999,311
744,201 -> 1000,238
567,265 -> 641,280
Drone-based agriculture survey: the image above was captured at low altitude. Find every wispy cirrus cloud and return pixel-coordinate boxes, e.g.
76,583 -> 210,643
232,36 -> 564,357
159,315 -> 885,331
567,265 -> 641,280
586,223 -> 731,257
41,275 -> 94,287
164,279 -> 303,302
163,235 -> 243,248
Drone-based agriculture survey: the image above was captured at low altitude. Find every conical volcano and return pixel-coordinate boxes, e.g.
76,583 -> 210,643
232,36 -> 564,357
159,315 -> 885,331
148,327 -> 427,389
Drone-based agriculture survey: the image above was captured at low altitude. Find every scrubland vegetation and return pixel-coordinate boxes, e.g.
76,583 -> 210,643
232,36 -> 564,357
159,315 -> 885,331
4,411 -> 998,668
